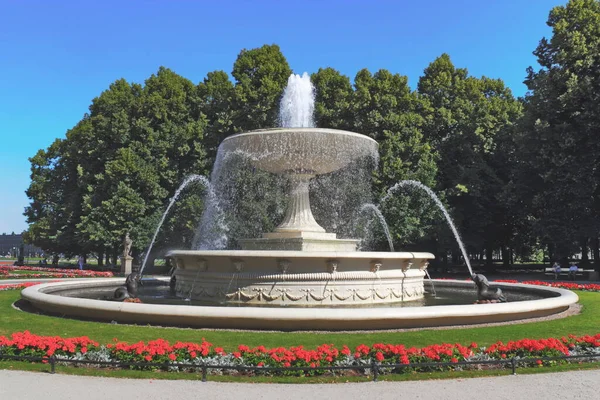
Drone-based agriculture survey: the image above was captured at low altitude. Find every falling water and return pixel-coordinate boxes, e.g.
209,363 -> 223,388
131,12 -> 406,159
139,174 -> 211,276
279,72 -> 315,128
186,266 -> 204,301
360,203 -> 394,252
382,180 -> 473,276
425,269 -> 437,297
192,150 -> 230,250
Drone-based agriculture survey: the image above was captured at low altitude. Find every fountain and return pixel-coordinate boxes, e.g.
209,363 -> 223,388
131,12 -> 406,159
168,72 -> 433,305
20,73 -> 579,330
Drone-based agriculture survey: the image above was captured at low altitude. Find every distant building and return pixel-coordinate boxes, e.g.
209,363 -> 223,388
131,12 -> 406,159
0,233 -> 42,257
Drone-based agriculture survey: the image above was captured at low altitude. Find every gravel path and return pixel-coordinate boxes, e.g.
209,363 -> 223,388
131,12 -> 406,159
1,369 -> 599,400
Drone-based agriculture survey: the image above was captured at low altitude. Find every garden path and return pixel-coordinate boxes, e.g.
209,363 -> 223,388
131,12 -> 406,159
0,369 -> 599,400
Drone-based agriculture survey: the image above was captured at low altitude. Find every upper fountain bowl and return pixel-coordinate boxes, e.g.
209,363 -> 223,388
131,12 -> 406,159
219,128 -> 378,175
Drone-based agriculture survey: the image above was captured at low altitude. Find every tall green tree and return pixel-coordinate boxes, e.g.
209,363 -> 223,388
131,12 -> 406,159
231,44 -> 292,130
26,68 -> 210,266
517,0 -> 600,265
347,69 -> 439,248
311,67 -> 354,130
197,71 -> 236,162
418,54 -> 522,263
24,138 -> 80,260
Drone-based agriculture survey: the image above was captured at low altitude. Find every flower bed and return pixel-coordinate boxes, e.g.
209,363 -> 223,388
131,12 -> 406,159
494,280 -> 600,292
1,331 -> 598,376
0,282 -> 48,291
0,265 -> 113,279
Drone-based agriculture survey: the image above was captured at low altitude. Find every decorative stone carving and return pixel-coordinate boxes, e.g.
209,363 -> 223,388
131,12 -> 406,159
171,251 -> 433,305
196,259 -> 208,272
419,261 -> 429,271
180,284 -> 427,304
232,259 -> 244,272
370,260 -> 382,273
278,259 -> 291,274
327,259 -> 339,273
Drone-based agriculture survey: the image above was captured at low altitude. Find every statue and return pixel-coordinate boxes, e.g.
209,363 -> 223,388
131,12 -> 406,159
471,274 -> 507,303
123,232 -> 132,258
114,273 -> 142,301
121,232 -> 133,274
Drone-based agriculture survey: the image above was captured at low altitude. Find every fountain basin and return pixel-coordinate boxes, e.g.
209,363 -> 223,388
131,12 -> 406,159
168,250 -> 434,305
219,128 -> 378,175
20,279 -> 579,330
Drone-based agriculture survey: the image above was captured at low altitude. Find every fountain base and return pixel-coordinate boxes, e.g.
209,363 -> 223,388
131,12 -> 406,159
168,250 -> 433,306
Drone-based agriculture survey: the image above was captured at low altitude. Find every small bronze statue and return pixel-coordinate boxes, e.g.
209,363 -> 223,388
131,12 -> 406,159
114,273 -> 142,301
471,273 -> 507,303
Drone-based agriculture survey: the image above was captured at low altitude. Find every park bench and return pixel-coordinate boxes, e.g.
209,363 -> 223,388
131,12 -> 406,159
543,267 -> 596,280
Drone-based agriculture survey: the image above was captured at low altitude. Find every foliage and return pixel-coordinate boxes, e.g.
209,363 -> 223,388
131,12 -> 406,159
418,54 -> 523,262
516,0 -> 600,263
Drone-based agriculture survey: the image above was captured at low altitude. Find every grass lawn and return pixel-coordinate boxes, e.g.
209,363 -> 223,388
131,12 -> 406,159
4,270 -> 44,276
0,290 -> 598,350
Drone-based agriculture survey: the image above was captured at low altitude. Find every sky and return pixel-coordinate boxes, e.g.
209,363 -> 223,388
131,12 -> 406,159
0,0 -> 564,234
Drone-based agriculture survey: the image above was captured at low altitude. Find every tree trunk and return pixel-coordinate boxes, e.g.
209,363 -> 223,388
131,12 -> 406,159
548,242 -> 555,265
581,237 -> 589,267
97,250 -> 104,267
501,247 -> 510,267
111,248 -> 119,267
485,246 -> 493,267
52,254 -> 59,266
593,237 -> 600,272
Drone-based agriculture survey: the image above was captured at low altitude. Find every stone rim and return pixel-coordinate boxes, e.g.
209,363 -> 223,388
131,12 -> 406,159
20,279 -> 579,331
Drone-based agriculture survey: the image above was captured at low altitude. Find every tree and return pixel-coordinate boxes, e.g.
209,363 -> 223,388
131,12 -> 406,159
346,69 -> 439,249
197,71 -> 236,162
418,54 -> 522,264
25,68 -> 210,267
311,67 -> 354,130
24,138 -> 80,260
231,44 -> 292,130
518,0 -> 600,266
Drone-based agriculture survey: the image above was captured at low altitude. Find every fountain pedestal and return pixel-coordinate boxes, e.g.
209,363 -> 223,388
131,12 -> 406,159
120,255 -> 133,275
238,173 -> 359,251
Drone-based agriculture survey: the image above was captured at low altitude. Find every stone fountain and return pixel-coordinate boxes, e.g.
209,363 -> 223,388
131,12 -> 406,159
168,127 -> 434,305
167,74 -> 433,305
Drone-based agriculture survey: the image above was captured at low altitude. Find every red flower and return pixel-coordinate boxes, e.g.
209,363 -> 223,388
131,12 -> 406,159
168,353 -> 177,361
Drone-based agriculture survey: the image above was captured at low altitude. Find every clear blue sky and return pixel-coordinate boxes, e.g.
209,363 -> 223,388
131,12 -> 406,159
0,0 -> 563,234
